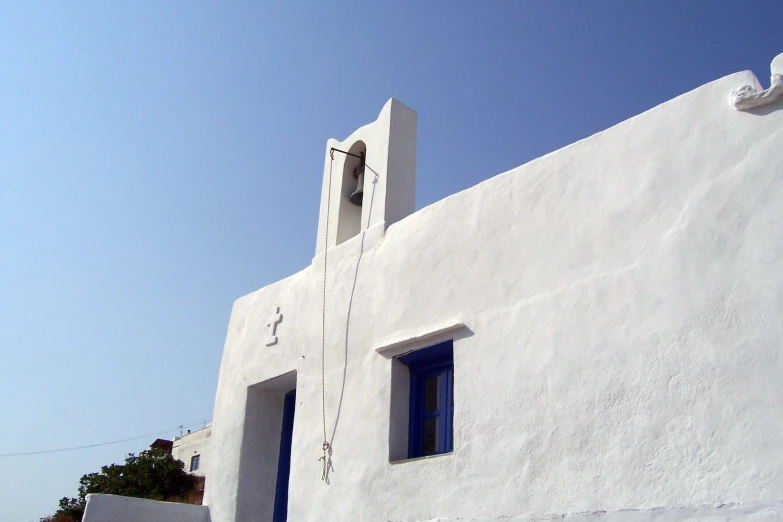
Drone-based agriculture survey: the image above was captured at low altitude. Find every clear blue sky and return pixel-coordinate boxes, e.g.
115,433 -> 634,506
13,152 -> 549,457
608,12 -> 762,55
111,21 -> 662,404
1,2 -> 780,520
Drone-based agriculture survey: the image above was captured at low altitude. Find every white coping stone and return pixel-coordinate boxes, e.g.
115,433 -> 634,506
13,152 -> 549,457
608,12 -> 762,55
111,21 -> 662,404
731,52 -> 783,110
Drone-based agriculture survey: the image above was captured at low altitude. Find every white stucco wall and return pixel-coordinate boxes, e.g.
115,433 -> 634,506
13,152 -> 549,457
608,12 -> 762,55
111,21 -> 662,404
82,494 -> 209,522
172,425 -> 212,477
424,501 -> 783,521
206,54 -> 783,522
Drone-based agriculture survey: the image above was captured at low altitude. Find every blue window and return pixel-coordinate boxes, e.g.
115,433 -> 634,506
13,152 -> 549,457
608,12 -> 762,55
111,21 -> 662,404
398,340 -> 454,458
190,454 -> 200,472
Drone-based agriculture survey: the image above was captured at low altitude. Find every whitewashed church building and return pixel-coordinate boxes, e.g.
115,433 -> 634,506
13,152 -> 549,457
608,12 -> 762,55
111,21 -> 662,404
83,52 -> 783,522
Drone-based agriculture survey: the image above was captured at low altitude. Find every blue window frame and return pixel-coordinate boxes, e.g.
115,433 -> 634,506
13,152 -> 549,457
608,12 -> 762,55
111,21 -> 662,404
190,454 -> 200,472
398,340 -> 454,458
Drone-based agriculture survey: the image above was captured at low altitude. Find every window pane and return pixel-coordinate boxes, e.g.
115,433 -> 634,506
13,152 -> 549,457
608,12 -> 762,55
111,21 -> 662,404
424,375 -> 440,411
422,416 -> 439,454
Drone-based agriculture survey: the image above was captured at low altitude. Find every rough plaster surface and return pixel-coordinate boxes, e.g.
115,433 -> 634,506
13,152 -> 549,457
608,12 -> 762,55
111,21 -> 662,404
416,501 -> 783,521
172,424 -> 212,478
204,56 -> 783,522
82,494 -> 210,522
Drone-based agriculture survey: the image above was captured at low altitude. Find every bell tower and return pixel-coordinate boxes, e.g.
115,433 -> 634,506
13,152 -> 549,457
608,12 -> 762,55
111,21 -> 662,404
314,98 -> 417,256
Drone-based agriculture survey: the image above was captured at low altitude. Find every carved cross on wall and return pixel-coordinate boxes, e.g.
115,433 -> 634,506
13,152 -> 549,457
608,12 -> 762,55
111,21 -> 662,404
265,305 -> 283,346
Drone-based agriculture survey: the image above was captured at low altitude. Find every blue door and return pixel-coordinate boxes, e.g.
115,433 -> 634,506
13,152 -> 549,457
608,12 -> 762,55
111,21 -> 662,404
273,390 -> 296,522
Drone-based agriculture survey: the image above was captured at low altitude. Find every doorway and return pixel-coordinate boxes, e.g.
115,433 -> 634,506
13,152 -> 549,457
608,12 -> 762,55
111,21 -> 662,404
273,390 -> 296,522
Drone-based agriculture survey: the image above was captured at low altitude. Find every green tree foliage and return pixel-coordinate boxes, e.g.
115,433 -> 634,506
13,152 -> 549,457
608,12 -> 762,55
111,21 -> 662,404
42,448 -> 195,522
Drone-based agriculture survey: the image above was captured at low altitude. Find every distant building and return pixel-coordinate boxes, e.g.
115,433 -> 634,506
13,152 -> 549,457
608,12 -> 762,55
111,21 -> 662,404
148,424 -> 212,477
146,427 -> 211,505
171,424 -> 212,477
149,438 -> 174,454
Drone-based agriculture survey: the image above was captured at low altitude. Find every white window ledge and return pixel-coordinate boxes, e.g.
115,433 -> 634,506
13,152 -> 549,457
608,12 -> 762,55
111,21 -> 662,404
389,452 -> 454,465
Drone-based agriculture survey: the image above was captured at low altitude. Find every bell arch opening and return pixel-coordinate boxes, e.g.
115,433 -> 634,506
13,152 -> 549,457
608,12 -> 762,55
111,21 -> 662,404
336,140 -> 366,245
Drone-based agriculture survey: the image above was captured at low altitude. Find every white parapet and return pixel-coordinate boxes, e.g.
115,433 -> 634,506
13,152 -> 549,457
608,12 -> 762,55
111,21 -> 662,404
82,494 -> 210,522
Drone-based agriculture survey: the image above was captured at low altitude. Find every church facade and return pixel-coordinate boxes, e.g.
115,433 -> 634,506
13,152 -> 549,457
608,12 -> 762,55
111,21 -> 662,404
83,52 -> 783,522
202,51 -> 783,522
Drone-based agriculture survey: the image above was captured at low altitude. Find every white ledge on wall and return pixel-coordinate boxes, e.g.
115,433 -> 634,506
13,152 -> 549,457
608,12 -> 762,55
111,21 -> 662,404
731,51 -> 783,110
375,320 -> 466,358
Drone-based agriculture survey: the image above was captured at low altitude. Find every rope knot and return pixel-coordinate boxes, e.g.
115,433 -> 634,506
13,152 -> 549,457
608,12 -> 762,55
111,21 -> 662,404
319,440 -> 331,483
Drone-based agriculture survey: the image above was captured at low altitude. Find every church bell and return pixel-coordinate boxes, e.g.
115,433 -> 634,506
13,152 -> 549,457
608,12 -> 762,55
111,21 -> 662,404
349,169 -> 364,206
349,152 -> 365,207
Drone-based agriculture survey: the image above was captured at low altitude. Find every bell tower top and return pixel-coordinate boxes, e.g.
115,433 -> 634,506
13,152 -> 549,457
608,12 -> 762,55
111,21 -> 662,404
314,98 -> 417,257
